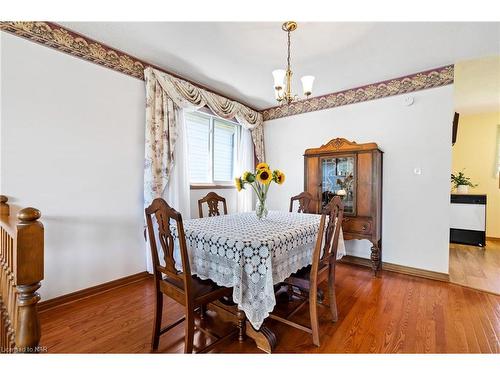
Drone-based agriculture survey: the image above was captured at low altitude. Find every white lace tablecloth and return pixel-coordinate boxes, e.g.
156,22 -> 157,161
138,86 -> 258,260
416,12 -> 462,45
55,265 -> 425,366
173,211 -> 345,330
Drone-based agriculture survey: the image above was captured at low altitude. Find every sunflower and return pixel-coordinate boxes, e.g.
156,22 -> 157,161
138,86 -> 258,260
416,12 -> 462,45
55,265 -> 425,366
273,170 -> 286,185
242,171 -> 255,183
234,177 -> 243,192
257,168 -> 272,185
256,162 -> 269,171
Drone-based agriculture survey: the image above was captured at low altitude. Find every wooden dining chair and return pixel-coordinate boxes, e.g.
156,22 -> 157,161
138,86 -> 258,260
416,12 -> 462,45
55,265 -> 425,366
198,192 -> 228,218
289,191 -> 314,213
270,196 -> 344,347
145,198 -> 237,353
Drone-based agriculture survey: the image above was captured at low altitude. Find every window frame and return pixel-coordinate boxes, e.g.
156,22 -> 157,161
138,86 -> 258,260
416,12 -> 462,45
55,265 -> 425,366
185,110 -> 240,188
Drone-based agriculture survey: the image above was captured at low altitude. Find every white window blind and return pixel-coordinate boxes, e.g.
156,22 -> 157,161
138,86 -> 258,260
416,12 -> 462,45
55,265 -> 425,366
213,120 -> 236,182
185,111 -> 239,184
185,112 -> 211,183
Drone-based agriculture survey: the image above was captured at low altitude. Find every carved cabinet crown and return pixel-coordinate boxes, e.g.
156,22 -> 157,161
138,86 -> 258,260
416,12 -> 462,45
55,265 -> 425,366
304,138 -> 380,156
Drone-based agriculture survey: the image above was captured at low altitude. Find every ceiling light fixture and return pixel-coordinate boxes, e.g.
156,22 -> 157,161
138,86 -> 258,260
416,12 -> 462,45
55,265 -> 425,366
272,21 -> 314,105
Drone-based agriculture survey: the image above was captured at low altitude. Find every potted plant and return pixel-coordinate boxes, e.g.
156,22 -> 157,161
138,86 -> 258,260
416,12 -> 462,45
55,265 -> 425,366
451,170 -> 477,194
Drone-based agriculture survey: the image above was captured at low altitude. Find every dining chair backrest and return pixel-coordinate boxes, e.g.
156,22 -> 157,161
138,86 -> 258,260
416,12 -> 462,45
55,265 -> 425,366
309,196 -> 344,282
145,198 -> 192,293
289,191 -> 314,213
198,192 -> 228,218
274,196 -> 344,346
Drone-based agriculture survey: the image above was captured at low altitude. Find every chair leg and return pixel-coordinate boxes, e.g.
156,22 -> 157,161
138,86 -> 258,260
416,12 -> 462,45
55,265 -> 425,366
328,266 -> 338,322
184,308 -> 195,353
237,309 -> 246,342
200,304 -> 207,320
309,285 -> 320,347
317,288 -> 324,303
151,292 -> 163,351
287,284 -> 294,302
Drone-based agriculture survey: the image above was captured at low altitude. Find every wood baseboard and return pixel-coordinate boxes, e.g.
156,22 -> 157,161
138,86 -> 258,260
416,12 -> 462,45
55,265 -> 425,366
382,262 -> 449,282
340,255 -> 449,283
486,236 -> 500,242
38,271 -> 151,312
340,255 -> 372,268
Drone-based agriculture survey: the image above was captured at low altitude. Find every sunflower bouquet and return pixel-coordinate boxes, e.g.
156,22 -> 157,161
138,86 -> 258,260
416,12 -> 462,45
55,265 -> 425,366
235,162 -> 285,219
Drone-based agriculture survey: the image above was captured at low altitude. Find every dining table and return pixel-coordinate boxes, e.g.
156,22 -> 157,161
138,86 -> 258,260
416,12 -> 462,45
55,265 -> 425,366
173,210 -> 345,352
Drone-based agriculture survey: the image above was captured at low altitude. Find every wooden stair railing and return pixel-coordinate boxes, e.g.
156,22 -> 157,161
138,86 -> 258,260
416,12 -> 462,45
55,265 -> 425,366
0,195 -> 44,353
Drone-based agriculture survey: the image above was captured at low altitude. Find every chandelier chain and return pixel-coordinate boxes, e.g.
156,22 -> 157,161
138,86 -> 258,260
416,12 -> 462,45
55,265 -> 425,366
287,30 -> 291,72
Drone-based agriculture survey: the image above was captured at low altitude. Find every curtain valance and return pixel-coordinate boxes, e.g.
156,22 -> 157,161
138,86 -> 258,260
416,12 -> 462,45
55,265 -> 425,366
145,67 -> 265,161
144,67 -> 265,204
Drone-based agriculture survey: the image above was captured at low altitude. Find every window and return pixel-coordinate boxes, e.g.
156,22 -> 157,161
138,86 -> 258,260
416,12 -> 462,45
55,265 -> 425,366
185,111 -> 239,185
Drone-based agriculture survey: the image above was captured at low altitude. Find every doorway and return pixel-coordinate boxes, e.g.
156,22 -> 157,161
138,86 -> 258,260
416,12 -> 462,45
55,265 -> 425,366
449,56 -> 500,294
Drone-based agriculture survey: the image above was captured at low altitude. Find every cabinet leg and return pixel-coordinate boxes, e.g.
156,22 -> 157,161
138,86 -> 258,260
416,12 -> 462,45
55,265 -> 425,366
370,241 -> 382,276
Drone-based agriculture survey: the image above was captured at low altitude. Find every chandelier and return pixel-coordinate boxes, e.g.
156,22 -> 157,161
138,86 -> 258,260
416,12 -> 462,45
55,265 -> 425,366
272,21 -> 314,105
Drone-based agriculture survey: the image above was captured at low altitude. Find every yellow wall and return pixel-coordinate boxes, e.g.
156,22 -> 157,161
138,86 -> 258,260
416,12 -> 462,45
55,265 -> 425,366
452,111 -> 500,237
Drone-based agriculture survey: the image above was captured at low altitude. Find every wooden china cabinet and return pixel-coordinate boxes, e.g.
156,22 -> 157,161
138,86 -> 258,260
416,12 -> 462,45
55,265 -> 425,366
304,138 -> 383,275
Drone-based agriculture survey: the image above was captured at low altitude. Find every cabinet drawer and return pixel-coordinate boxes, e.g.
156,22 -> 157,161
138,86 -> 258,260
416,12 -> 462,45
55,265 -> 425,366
342,217 -> 372,235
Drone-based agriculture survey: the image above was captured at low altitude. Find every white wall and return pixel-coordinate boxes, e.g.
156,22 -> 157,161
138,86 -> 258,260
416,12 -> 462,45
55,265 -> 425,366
1,32 -> 147,300
189,188 -> 237,218
264,87 -> 454,273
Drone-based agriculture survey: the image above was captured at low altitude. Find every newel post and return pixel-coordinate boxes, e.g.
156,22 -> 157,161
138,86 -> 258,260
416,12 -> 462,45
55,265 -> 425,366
15,207 -> 44,352
0,195 -> 9,215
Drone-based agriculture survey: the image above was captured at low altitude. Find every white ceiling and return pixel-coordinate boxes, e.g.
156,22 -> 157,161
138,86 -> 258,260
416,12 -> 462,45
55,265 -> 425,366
454,56 -> 500,115
59,22 -> 500,110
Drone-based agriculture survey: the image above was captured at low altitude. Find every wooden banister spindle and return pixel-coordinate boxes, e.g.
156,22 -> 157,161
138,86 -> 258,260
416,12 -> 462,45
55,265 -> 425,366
7,241 -> 16,349
14,207 -> 43,352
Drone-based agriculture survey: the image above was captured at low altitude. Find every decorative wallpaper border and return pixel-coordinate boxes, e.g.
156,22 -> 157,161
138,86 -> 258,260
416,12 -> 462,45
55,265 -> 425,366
0,21 -> 146,79
0,21 -> 257,111
262,65 -> 454,121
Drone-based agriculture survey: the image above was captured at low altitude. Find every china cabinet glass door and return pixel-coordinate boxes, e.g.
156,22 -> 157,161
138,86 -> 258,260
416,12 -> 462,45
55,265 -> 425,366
320,155 -> 356,215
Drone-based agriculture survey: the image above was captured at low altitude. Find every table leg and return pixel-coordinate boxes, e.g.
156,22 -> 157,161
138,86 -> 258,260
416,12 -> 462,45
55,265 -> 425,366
244,322 -> 277,353
209,300 -> 277,353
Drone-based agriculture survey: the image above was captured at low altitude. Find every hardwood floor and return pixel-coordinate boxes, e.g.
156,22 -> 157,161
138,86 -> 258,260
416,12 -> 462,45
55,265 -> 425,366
38,263 -> 500,354
449,239 -> 500,295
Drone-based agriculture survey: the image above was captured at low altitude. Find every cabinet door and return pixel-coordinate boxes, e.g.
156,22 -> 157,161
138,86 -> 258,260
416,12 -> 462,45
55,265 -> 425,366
356,152 -> 373,217
304,156 -> 320,213
320,155 -> 356,215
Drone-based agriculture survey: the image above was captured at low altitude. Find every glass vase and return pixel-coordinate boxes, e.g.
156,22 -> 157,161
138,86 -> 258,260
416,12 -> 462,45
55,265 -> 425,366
255,198 -> 268,220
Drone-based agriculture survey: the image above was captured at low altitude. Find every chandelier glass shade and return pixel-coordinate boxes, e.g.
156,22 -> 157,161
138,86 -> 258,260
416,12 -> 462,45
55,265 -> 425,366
272,21 -> 314,105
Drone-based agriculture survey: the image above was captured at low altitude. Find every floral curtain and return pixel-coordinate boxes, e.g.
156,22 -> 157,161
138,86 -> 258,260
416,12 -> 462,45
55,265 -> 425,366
144,67 -> 264,204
